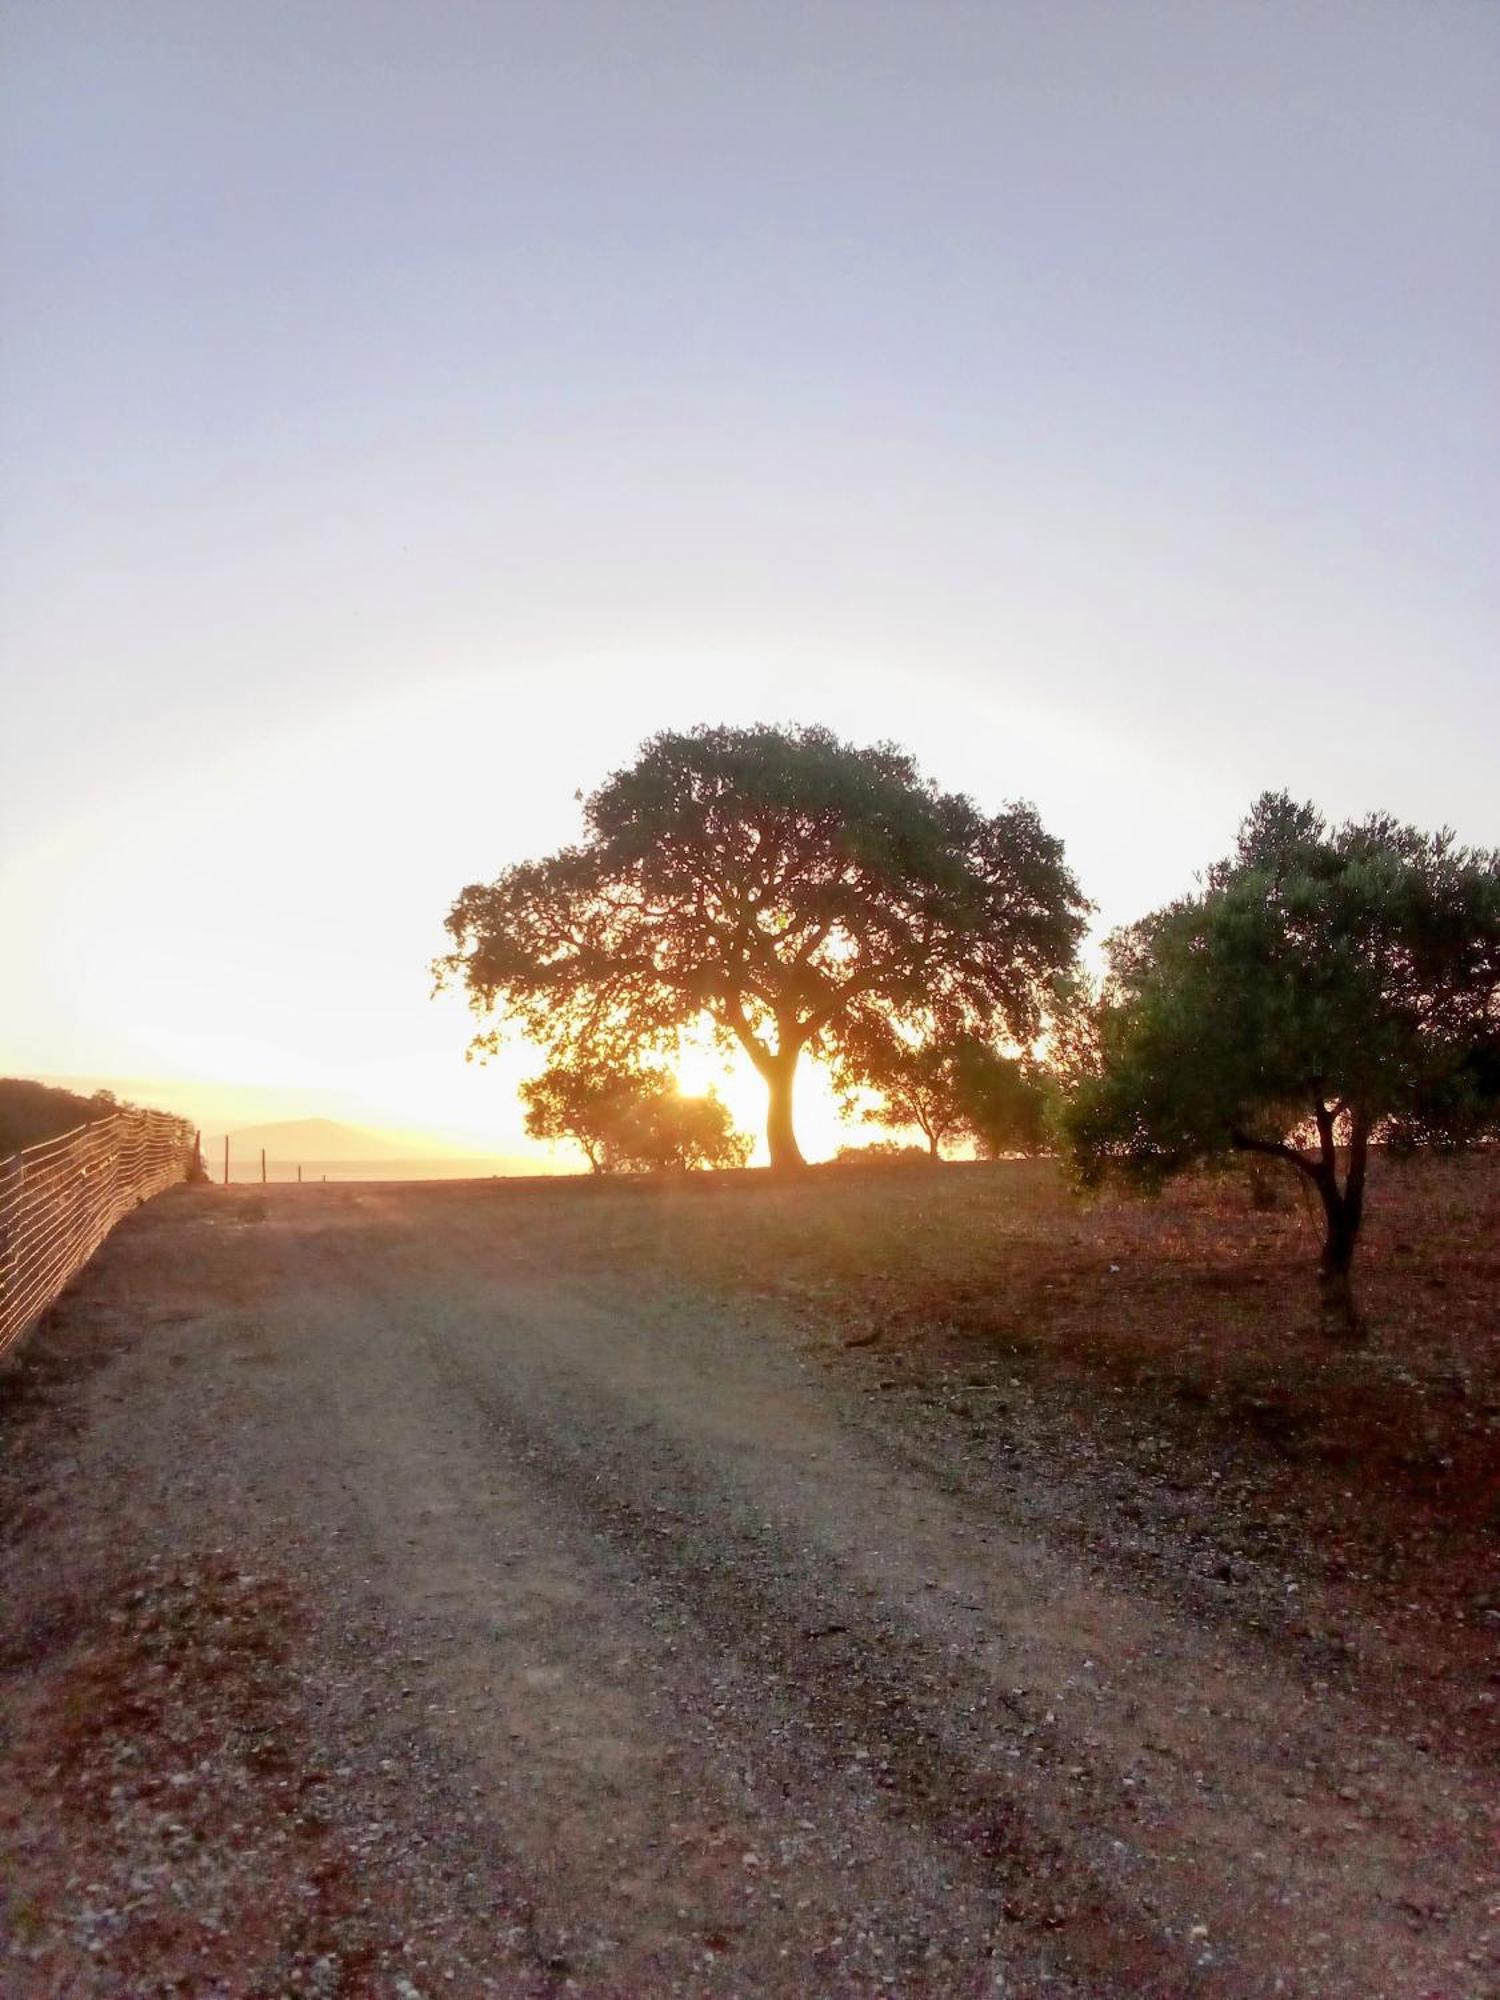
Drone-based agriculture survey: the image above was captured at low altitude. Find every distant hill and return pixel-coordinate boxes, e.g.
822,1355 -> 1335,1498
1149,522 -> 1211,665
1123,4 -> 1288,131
219,1118 -> 451,1162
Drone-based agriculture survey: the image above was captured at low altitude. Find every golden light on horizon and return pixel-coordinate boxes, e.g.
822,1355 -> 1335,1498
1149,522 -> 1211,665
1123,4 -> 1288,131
5,651 -> 993,1171
10,633 -> 1492,1173
671,1041 -> 854,1167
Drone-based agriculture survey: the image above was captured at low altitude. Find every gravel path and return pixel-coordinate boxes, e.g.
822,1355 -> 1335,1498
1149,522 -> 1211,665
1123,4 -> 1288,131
1,1182 -> 1493,1997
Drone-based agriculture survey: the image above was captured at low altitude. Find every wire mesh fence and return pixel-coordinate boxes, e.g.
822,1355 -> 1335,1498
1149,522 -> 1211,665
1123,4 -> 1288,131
0,1108 -> 196,1360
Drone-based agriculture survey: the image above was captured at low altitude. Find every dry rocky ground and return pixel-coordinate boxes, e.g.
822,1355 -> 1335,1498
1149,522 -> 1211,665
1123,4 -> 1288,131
0,1158 -> 1495,1997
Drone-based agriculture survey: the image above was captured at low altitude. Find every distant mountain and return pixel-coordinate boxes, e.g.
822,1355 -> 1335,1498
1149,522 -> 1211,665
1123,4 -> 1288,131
219,1118 -> 460,1162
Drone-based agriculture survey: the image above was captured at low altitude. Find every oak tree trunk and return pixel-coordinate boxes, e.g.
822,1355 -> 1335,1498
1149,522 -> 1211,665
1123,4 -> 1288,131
764,1054 -> 805,1173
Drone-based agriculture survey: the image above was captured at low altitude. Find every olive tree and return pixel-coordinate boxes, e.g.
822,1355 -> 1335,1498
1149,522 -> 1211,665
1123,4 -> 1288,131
1062,794 -> 1500,1331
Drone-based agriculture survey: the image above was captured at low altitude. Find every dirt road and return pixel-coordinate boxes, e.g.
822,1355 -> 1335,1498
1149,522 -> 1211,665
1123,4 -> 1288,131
2,1181 -> 1493,1997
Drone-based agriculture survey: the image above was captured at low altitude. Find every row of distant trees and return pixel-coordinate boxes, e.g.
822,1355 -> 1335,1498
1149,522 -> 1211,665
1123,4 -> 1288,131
436,724 -> 1500,1329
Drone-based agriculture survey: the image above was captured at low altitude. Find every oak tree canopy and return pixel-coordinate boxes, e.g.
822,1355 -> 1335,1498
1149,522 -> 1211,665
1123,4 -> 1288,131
438,724 -> 1087,1168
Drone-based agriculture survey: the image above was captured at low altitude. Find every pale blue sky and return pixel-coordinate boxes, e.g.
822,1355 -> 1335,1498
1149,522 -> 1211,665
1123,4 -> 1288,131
2,2 -> 1497,1149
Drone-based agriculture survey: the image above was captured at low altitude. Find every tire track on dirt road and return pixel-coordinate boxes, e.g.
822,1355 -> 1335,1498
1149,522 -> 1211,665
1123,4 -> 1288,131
3,1183 -> 1495,1998
311,1193 -> 1494,1998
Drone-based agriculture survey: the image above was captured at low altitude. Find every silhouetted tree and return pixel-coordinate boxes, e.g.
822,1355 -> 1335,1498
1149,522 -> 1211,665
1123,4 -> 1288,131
833,1020 -> 1050,1159
1061,794 -> 1500,1334
439,725 -> 1086,1169
519,1060 -> 639,1173
605,1080 -> 751,1174
520,1058 -> 749,1173
833,1139 -> 933,1164
955,1043 -> 1052,1159
832,1020 -> 976,1158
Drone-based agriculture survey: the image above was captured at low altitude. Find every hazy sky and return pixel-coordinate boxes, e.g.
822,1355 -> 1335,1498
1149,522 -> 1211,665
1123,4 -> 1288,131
3,2 -> 1497,1157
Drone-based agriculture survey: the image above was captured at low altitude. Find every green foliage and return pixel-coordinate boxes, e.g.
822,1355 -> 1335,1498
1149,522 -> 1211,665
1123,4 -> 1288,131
610,1083 -> 752,1174
439,724 -> 1087,1166
830,1020 -> 974,1157
519,1061 -> 638,1173
520,1059 -> 750,1174
1066,794 -> 1500,1178
1060,792 -> 1500,1318
832,1018 -> 1051,1158
1040,970 -> 1104,1099
955,1043 -> 1053,1159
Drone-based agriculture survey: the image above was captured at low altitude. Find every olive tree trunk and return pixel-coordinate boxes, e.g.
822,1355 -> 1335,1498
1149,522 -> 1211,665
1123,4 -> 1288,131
1233,1105 -> 1370,1341
1311,1124 -> 1368,1341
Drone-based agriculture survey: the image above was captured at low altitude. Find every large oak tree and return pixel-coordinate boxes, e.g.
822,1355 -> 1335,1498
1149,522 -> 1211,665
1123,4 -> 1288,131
438,724 -> 1086,1168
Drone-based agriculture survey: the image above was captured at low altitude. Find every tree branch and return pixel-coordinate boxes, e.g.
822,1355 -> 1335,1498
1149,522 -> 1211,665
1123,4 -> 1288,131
1229,1128 -> 1319,1181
